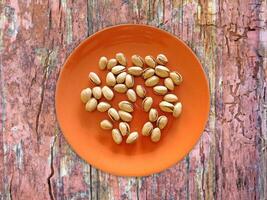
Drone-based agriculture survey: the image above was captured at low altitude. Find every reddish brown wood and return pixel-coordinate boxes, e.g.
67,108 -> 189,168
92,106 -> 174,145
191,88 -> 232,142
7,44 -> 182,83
0,0 -> 266,199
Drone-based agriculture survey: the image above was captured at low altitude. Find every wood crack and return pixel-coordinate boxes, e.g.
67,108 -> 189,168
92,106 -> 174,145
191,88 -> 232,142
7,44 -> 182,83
47,136 -> 57,200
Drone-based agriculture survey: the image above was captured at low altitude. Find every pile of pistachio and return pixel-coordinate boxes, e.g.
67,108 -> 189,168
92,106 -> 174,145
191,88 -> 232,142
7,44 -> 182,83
80,53 -> 183,144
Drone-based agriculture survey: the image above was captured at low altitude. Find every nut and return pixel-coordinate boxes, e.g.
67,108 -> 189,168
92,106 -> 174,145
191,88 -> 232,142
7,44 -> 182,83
99,56 -> 108,70
136,85 -> 146,98
155,65 -> 170,78
131,54 -> 144,67
115,53 -> 127,66
118,101 -> 134,113
116,72 -> 127,83
112,129 -> 123,144
111,65 -> 126,75
102,86 -> 114,101
170,71 -> 183,85
108,108 -> 120,121
149,108 -> 158,122
163,94 -> 178,103
153,85 -> 168,95
145,76 -> 160,87
151,128 -> 161,142
142,97 -> 153,112
157,116 -> 168,129
164,77 -> 174,91
159,101 -> 174,112
173,102 -> 182,118
144,55 -> 156,68
128,66 -> 143,76
114,84 -> 127,93
100,119 -> 113,130
85,98 -> 98,112
156,54 -> 168,65
142,122 -> 153,136
89,72 -> 101,85
106,72 -> 116,87
97,102 -> 111,112
107,58 -> 117,70
92,86 -> 102,99
118,110 -> 133,122
119,122 -> 130,136
80,88 -> 92,103
127,89 -> 137,102
125,74 -> 134,88
126,132 -> 139,144
142,68 -> 155,79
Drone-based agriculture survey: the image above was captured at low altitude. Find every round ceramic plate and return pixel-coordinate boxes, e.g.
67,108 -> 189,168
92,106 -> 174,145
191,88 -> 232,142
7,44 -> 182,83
56,24 -> 210,176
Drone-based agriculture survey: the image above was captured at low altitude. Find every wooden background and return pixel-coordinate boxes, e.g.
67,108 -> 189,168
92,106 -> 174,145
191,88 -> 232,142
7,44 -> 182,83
0,0 -> 266,199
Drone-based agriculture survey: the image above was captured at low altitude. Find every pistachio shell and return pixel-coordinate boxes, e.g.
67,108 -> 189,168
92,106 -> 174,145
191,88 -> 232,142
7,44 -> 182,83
142,97 -> 153,112
155,65 -> 170,78
100,119 -> 113,130
159,101 -> 174,112
116,72 -> 127,83
92,86 -> 102,99
142,122 -> 153,136
112,129 -> 123,144
85,98 -> 98,112
170,71 -> 183,85
156,54 -> 168,65
80,88 -> 92,103
131,55 -> 144,67
102,86 -> 114,101
164,77 -> 175,90
151,128 -> 161,142
118,101 -> 134,112
163,94 -> 178,103
114,84 -> 127,93
149,108 -> 158,122
136,85 -> 146,98
107,58 -> 117,70
108,108 -> 120,121
97,102 -> 111,112
106,72 -> 116,87
145,76 -> 160,87
144,55 -> 156,68
99,56 -> 108,70
128,66 -> 143,76
111,65 -> 126,75
89,72 -> 101,85
157,116 -> 168,129
142,68 -> 155,79
127,89 -> 137,102
126,132 -> 139,144
119,122 -> 130,136
125,74 -> 134,88
115,53 -> 127,66
118,110 -> 133,122
153,85 -> 168,95
173,102 -> 182,118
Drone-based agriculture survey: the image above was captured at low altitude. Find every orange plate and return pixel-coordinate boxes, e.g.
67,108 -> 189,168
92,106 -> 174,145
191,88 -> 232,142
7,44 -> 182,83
56,24 -> 210,176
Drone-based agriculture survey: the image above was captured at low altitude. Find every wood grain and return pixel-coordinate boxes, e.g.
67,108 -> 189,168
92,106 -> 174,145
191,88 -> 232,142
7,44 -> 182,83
0,0 -> 266,199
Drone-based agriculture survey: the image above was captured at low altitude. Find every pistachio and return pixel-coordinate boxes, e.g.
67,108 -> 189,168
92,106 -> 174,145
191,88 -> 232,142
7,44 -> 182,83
142,97 -> 153,112
118,110 -> 132,122
108,108 -> 120,121
118,101 -> 134,113
106,72 -> 116,87
119,122 -> 130,136
151,128 -> 161,142
112,129 -> 123,144
128,66 -> 143,76
114,84 -> 127,93
85,98 -> 98,112
102,86 -> 114,101
97,102 -> 111,112
153,85 -> 168,95
111,65 -> 126,75
100,119 -> 113,130
144,55 -> 156,68
170,71 -> 183,85
149,108 -> 158,122
89,72 -> 101,85
155,65 -> 170,78
142,68 -> 155,79
115,53 -> 127,66
80,88 -> 92,103
142,122 -> 153,136
136,85 -> 146,98
156,54 -> 168,65
145,76 -> 160,87
173,102 -> 182,118
99,56 -> 108,70
92,86 -> 102,99
157,116 -> 168,129
126,132 -> 139,144
116,72 -> 127,83
107,58 -> 117,70
131,54 -> 144,67
164,77 -> 175,90
159,101 -> 174,112
125,74 -> 134,88
163,94 -> 178,103
127,89 -> 137,102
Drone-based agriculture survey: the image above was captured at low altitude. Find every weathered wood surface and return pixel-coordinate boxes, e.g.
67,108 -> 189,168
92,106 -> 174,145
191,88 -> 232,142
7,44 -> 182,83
0,0 -> 266,199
